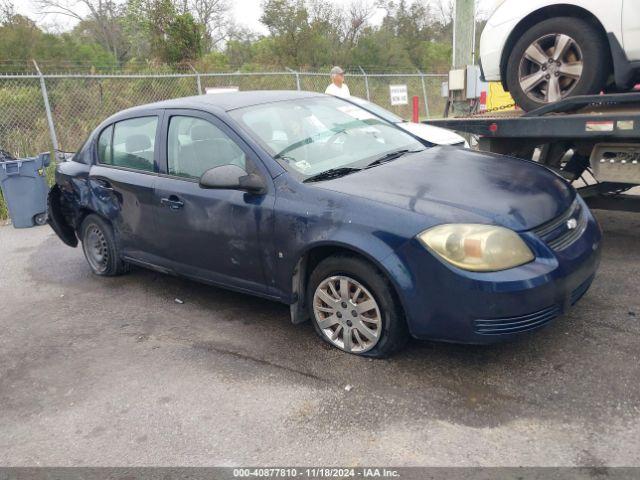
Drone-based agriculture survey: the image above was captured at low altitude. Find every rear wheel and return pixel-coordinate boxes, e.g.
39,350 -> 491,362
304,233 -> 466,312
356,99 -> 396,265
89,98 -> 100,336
506,17 -> 609,111
307,255 -> 408,358
80,214 -> 128,276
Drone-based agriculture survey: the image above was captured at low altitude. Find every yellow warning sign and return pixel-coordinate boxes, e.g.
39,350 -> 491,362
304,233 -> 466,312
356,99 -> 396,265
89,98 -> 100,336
486,82 -> 515,110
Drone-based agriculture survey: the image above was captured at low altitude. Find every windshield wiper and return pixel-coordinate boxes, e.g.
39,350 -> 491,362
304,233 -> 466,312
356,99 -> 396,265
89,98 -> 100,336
365,149 -> 416,169
303,167 -> 362,183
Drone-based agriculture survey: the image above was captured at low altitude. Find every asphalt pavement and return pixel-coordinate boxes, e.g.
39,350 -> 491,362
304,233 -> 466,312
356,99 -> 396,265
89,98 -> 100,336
0,210 -> 639,466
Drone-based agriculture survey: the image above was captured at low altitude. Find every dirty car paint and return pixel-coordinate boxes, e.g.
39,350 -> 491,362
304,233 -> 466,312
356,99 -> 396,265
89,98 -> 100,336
49,91 -> 602,344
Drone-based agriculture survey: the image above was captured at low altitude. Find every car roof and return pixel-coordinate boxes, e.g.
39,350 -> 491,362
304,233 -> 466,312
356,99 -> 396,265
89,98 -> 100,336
121,90 -> 325,116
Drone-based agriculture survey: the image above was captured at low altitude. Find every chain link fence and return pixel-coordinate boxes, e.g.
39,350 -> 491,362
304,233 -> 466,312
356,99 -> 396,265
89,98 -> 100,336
0,69 -> 447,157
0,76 -> 50,158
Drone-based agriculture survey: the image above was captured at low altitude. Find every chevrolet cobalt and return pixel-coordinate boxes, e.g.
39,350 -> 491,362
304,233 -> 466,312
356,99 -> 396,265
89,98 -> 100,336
48,91 -> 601,357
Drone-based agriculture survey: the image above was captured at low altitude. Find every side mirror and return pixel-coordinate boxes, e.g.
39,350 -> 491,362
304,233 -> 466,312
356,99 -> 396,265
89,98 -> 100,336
199,164 -> 266,194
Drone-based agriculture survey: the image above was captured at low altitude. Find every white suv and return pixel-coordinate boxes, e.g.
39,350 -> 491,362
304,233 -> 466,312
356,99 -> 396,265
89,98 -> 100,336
480,0 -> 640,111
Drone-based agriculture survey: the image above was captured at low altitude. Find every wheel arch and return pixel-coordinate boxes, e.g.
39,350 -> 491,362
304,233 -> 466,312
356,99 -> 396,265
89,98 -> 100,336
75,207 -> 124,258
499,5 -> 611,91
288,241 -> 409,326
75,207 -> 108,232
47,181 -> 116,248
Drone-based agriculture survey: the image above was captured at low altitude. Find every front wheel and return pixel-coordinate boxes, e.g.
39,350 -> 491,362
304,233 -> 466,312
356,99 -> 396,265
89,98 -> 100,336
307,255 -> 408,358
506,17 -> 610,111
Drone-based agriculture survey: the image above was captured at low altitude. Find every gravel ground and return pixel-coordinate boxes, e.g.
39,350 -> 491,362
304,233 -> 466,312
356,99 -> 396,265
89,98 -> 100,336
0,210 -> 639,467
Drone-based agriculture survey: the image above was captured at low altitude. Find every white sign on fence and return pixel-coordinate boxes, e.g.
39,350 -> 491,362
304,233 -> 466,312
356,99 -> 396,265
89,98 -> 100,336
205,87 -> 239,94
389,84 -> 408,106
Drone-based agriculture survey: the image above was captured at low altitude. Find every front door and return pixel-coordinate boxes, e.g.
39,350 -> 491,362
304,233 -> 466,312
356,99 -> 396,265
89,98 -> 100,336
154,110 -> 275,295
90,114 -> 161,263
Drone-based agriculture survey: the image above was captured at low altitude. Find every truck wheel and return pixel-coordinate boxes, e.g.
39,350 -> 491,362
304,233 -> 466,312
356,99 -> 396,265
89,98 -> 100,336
307,255 -> 408,358
506,17 -> 609,111
80,214 -> 128,276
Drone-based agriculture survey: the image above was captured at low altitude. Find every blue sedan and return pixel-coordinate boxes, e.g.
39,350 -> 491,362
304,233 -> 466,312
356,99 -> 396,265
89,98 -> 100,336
48,91 -> 602,357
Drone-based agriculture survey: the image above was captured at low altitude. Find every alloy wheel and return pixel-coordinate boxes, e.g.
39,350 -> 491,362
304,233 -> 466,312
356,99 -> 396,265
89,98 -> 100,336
313,275 -> 382,354
518,33 -> 584,104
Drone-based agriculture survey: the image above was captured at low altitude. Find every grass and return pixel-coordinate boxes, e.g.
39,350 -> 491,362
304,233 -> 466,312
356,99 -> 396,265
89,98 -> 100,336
0,190 -> 7,221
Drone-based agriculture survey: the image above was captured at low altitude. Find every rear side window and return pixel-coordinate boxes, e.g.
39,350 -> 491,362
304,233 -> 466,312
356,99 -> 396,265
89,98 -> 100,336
97,117 -> 158,172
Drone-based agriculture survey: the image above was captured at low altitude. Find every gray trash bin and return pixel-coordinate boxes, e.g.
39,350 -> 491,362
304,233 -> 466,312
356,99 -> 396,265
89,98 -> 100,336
0,152 -> 51,228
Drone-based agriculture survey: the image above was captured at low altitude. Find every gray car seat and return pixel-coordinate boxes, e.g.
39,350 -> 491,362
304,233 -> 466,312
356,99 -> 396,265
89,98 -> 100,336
119,134 -> 154,170
177,124 -> 245,178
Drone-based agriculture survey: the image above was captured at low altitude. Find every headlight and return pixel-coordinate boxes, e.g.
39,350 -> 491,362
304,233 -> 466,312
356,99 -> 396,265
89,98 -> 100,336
417,224 -> 534,272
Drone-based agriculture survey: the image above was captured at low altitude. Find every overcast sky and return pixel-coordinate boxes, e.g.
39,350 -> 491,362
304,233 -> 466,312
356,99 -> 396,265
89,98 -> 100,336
12,0 -> 493,33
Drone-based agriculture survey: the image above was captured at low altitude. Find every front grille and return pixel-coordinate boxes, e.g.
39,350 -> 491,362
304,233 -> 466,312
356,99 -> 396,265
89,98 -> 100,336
571,275 -> 595,306
532,199 -> 587,251
473,305 -> 561,335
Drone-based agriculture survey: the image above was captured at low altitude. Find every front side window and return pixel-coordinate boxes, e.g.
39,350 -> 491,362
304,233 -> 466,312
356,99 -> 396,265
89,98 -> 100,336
167,116 -> 246,180
229,96 -> 425,179
101,116 -> 158,172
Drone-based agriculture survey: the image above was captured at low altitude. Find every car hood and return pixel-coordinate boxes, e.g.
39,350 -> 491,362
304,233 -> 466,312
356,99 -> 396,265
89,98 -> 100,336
398,122 -> 466,146
314,147 -> 575,232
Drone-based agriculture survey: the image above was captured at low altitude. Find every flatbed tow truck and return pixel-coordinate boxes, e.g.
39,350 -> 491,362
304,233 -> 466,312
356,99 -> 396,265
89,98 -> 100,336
425,92 -> 640,213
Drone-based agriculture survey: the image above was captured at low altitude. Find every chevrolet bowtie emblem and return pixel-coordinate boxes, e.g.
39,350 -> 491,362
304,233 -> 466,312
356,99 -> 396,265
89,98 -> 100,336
567,218 -> 578,230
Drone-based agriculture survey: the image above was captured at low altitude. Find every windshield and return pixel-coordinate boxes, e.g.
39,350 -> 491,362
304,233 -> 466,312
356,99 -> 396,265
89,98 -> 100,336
229,96 -> 425,179
347,96 -> 404,124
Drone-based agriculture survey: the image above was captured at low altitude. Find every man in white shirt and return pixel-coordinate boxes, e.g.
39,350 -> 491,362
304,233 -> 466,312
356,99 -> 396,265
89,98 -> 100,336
325,66 -> 351,98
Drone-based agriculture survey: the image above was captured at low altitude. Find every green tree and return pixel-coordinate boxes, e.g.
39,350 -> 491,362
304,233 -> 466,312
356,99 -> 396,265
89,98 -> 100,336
148,0 -> 177,61
417,40 -> 451,72
0,0 -> 471,73
164,12 -> 203,63
260,0 -> 309,66
225,27 -> 260,68
0,11 -> 115,71
197,50 -> 229,71
35,0 -> 126,61
124,0 -> 206,65
350,28 -> 413,70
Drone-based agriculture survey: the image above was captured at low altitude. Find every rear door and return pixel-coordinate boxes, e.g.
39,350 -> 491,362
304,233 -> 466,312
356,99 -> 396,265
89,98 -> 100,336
153,109 -> 275,295
90,114 -> 162,263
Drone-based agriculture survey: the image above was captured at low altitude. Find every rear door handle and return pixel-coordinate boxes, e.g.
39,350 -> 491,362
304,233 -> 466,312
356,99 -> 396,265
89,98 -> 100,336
160,196 -> 184,210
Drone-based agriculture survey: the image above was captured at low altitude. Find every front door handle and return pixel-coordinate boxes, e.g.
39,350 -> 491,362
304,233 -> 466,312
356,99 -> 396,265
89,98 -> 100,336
160,196 -> 184,210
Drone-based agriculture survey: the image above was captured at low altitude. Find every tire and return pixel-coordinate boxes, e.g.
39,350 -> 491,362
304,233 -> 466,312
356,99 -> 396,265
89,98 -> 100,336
506,17 -> 609,111
80,214 -> 128,276
307,254 -> 408,358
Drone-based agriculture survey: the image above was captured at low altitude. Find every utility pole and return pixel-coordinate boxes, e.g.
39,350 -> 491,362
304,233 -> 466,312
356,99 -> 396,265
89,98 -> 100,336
451,0 -> 475,116
453,0 -> 475,69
